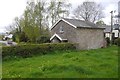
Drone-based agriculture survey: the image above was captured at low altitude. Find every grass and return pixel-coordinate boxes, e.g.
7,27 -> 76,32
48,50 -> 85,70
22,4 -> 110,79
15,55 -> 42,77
0,63 -> 1,78
2,46 -> 118,78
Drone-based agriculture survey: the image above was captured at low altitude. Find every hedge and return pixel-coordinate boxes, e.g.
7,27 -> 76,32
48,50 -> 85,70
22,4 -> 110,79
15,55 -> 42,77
2,43 -> 76,59
105,37 -> 110,46
114,38 -> 120,46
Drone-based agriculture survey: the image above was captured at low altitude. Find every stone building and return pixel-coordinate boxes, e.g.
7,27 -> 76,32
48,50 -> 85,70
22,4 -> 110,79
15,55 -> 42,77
50,18 -> 105,50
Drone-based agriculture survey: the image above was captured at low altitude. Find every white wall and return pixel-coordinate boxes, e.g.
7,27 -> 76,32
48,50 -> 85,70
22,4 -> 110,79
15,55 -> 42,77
112,30 -> 119,37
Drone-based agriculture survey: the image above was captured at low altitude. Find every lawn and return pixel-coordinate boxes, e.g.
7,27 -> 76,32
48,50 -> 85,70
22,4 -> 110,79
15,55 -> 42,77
2,46 -> 118,78
0,63 -> 1,78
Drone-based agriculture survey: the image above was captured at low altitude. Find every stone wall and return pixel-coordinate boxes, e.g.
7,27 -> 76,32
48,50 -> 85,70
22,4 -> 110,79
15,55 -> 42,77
51,20 -> 105,50
51,37 -> 60,43
76,28 -> 105,50
51,20 -> 77,43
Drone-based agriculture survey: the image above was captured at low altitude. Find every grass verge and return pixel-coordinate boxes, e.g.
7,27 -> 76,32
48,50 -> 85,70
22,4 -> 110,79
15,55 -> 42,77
2,46 -> 118,78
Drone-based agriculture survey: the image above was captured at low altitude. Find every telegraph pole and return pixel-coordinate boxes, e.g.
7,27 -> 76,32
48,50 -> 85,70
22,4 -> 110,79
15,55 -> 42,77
110,11 -> 113,45
118,1 -> 120,38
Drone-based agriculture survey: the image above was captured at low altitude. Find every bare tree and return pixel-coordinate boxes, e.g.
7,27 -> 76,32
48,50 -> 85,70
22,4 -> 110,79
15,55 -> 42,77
73,1 -> 104,23
5,24 -> 16,33
47,0 -> 71,25
5,16 -> 23,33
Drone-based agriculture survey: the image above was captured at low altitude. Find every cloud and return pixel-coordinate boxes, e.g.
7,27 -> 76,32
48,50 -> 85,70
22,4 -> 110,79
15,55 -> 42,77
68,0 -> 118,25
102,3 -> 118,25
0,0 -> 119,33
0,29 -> 6,33
0,0 -> 27,31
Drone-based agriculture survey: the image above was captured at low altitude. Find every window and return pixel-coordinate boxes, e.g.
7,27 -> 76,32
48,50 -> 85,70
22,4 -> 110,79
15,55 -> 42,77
60,26 -> 64,33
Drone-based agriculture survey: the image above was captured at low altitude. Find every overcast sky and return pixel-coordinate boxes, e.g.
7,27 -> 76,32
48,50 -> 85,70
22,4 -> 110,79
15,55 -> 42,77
0,0 -> 119,33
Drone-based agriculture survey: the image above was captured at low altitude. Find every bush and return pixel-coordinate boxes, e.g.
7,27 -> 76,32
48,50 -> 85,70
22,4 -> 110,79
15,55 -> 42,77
105,37 -> 110,46
36,36 -> 50,43
114,38 -> 120,46
12,32 -> 29,42
2,43 -> 76,59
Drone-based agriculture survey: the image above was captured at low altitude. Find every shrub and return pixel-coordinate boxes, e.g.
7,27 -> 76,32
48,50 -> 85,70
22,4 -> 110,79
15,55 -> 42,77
2,43 -> 76,59
105,37 -> 110,46
12,32 -> 29,43
114,38 -> 120,46
36,36 -> 50,44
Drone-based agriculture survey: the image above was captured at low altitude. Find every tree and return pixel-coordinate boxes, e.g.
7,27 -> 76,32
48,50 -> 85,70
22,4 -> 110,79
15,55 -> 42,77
17,1 -> 50,43
14,17 -> 22,33
7,17 -> 24,33
0,35 -> 4,40
6,1 -> 47,43
73,1 -> 103,23
6,0 -> 71,43
22,6 -> 41,42
5,25 -> 16,33
96,20 -> 105,25
47,0 -> 71,25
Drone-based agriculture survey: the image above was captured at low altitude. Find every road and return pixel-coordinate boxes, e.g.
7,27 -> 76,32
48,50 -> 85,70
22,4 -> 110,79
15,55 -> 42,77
0,41 -> 17,46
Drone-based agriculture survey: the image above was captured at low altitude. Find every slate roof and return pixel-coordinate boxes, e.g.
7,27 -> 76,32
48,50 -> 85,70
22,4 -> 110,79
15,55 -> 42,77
63,18 -> 105,29
104,25 -> 111,33
51,18 -> 105,30
114,24 -> 120,30
103,24 -> 120,33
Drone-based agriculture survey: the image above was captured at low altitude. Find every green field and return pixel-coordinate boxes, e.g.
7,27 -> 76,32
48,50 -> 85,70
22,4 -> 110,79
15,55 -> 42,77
2,46 -> 118,78
0,60 -> 1,78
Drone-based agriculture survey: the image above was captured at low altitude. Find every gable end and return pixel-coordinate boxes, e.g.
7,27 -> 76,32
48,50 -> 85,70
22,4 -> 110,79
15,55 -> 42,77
50,19 -> 77,30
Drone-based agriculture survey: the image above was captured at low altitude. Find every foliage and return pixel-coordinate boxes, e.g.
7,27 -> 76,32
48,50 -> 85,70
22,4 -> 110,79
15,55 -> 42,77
12,32 -> 29,43
6,0 -> 71,43
5,1 -> 48,43
73,1 -> 103,23
96,20 -> 105,25
114,38 -> 120,46
2,46 -> 118,78
19,32 -> 29,42
105,37 -> 110,46
20,1 -> 45,42
36,36 -> 50,43
2,43 -> 76,59
0,35 -> 4,40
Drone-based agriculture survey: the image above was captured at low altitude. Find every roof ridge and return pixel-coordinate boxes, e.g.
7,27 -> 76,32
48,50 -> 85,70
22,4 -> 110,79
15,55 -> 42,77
63,18 -> 96,25
51,18 -> 105,30
63,18 -> 84,22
